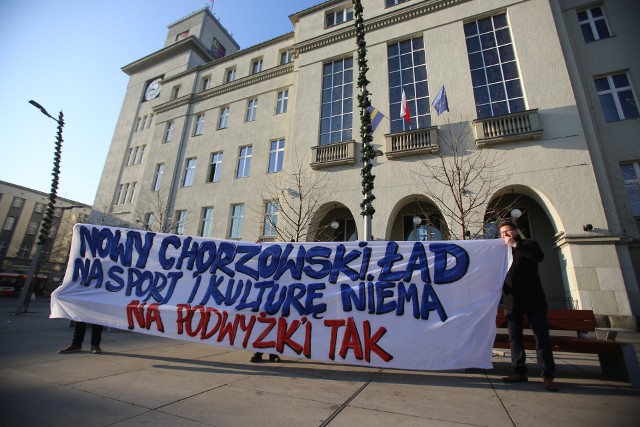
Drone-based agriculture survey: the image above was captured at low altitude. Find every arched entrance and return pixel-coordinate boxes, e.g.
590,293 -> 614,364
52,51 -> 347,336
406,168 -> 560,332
312,203 -> 358,242
387,196 -> 446,241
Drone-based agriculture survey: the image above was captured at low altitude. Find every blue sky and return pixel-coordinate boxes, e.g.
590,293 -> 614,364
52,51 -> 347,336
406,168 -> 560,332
0,0 -> 320,204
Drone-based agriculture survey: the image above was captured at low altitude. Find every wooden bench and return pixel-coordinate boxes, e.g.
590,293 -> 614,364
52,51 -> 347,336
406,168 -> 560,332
494,308 -> 640,388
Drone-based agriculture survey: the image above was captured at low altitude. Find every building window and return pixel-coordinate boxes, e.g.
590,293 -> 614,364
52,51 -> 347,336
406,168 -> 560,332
152,163 -> 164,191
141,115 -> 147,130
128,182 -> 137,204
12,197 -> 24,208
268,139 -> 285,173
131,147 -> 139,165
183,158 -> 197,187
164,121 -> 174,142
144,212 -> 155,231
280,51 -> 292,65
246,98 -> 258,122
225,68 -> 236,83
194,113 -> 205,135
3,216 -> 16,231
230,204 -> 244,238
207,152 -> 223,183
387,37 -> 430,132
137,145 -> 146,164
201,207 -> 215,237
18,245 -> 31,259
54,207 -> 62,217
147,113 -> 154,128
319,57 -> 353,145
236,146 -> 252,178
119,183 -> 130,205
202,76 -> 211,91
621,162 -> 640,217
175,211 -> 187,235
325,6 -> 353,28
171,85 -> 180,100
594,73 -> 639,122
251,58 -> 263,74
403,215 -> 443,241
276,90 -> 288,114
126,148 -> 134,166
176,30 -> 189,41
218,107 -> 230,129
263,201 -> 279,237
34,202 -> 44,213
135,117 -> 142,132
386,0 -> 409,7
577,6 -> 611,42
465,13 -> 525,119
26,221 -> 39,235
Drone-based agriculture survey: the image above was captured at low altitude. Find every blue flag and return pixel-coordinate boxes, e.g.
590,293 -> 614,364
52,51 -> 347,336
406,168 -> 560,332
368,106 -> 385,133
431,85 -> 449,116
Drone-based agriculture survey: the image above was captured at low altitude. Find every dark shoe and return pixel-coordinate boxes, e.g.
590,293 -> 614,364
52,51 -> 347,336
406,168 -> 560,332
502,373 -> 528,383
543,376 -> 558,392
59,344 -> 82,354
90,345 -> 102,354
250,352 -> 263,363
269,354 -> 281,362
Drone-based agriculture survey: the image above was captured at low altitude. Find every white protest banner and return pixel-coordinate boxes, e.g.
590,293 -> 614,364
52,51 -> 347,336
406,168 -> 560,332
51,224 -> 509,371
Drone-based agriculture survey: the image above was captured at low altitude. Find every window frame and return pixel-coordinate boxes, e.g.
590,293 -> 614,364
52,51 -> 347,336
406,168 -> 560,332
577,6 -> 611,42
182,158 -> 197,187
218,106 -> 230,129
263,200 -> 279,237
251,58 -> 263,75
225,67 -> 236,83
276,89 -> 289,114
319,56 -> 354,145
194,113 -> 205,136
236,146 -> 252,178
200,207 -> 215,237
207,152 -> 223,183
246,98 -> 258,122
152,163 -> 164,191
325,5 -> 354,28
621,162 -> 640,217
594,72 -> 640,122
175,210 -> 187,235
268,138 -> 285,173
164,120 -> 174,142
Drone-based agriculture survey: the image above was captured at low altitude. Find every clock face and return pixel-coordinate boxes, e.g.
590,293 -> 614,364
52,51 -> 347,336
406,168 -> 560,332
145,78 -> 162,101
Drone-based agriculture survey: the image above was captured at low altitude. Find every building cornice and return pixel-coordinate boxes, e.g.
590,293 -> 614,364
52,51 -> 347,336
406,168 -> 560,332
293,0 -> 472,55
554,232 -> 634,248
121,36 -> 214,76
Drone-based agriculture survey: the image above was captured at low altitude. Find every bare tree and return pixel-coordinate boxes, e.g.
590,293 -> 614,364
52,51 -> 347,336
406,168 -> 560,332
132,189 -> 183,233
413,120 -> 517,240
253,153 -> 332,242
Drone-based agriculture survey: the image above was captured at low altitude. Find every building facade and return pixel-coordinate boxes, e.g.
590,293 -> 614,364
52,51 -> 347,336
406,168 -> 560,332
91,0 -> 640,329
0,181 -> 92,295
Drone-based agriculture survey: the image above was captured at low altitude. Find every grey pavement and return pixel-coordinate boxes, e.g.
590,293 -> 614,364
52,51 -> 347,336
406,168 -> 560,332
1,296 -> 639,427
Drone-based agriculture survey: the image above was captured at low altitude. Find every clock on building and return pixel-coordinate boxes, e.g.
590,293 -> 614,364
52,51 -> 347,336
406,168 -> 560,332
144,78 -> 162,101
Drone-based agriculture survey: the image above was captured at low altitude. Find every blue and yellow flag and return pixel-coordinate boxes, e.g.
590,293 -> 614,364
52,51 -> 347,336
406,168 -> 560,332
367,106 -> 385,133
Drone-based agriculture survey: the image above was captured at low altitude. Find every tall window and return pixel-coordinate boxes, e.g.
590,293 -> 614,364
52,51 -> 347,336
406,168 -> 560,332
152,163 -> 164,191
137,145 -> 146,164
128,182 -> 137,204
465,13 -> 525,119
3,216 -> 16,231
268,139 -> 285,173
280,51 -> 292,65
237,146 -> 252,178
141,115 -> 147,129
276,90 -> 288,114
119,183 -> 130,204
194,113 -> 205,135
225,68 -> 236,83
202,76 -> 211,91
218,107 -> 229,129
18,245 -> 31,259
207,152 -> 223,183
594,73 -> 639,122
246,98 -> 258,122
164,121 -> 174,142
131,147 -> 139,165
175,211 -> 187,235
319,57 -> 353,145
325,6 -> 353,28
577,6 -> 611,42
263,201 -> 279,237
621,162 -> 640,217
183,158 -> 197,187
171,86 -> 180,100
27,221 -> 38,235
12,197 -> 24,208
251,59 -> 263,74
144,213 -> 155,231
201,207 -> 215,237
34,202 -> 44,213
387,37 -> 429,132
230,204 -> 244,238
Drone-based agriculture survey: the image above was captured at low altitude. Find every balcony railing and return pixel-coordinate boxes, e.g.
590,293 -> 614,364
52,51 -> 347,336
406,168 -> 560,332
385,126 -> 439,159
473,108 -> 543,147
310,140 -> 356,169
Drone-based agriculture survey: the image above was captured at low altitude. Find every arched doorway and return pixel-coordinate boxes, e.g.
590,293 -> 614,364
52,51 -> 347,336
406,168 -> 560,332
312,203 -> 358,242
388,196 -> 446,241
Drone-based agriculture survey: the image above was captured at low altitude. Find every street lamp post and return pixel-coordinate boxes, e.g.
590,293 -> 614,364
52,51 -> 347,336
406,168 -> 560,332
15,101 -> 64,314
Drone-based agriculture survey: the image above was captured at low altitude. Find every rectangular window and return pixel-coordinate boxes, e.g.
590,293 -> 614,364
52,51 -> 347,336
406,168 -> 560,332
34,202 -> 44,213
201,207 -> 215,237
594,73 -> 639,122
263,201 -> 279,237
3,216 -> 16,231
577,6 -> 611,42
325,6 -> 353,28
128,182 -> 137,204
144,212 -> 155,230
12,197 -> 24,208
141,115 -> 147,130
183,158 -> 197,187
621,162 -> 640,217
18,245 -> 31,259
27,221 -> 38,235
387,37 -> 430,132
153,163 -> 164,191
251,59 -> 263,74
465,13 -> 526,119
202,76 -> 211,91
268,139 -> 285,173
176,30 -> 189,41
280,51 -> 292,65
194,113 -> 205,135
319,57 -> 353,145
147,113 -> 154,128
246,98 -> 258,122
116,184 -> 124,205
386,0 -> 409,7
131,147 -> 139,165
171,85 -> 180,100
164,121 -> 174,142
138,145 -> 146,164
208,152 -> 223,183
218,106 -> 230,129
225,68 -> 236,83
119,183 -> 130,205
135,117 -> 142,132
230,204 -> 244,238
236,146 -> 252,178
276,90 -> 289,114
175,211 -> 187,235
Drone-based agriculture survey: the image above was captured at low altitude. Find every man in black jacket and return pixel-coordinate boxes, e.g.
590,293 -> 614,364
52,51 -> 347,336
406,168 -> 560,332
499,221 -> 558,391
